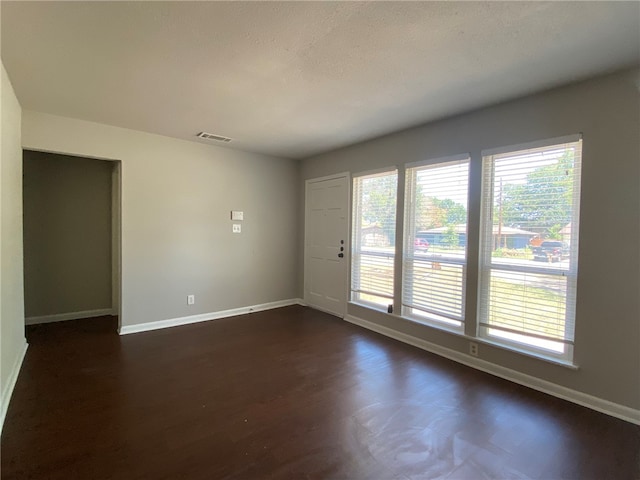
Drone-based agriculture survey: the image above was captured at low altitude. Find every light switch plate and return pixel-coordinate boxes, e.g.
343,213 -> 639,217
232,224 -> 241,233
231,211 -> 244,221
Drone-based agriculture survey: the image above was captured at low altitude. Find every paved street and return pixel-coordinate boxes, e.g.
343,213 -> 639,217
358,247 -> 570,295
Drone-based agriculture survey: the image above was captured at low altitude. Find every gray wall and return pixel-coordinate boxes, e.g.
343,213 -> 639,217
1,62 -> 27,422
8,62 -> 639,416
300,68 -> 640,411
23,151 -> 113,319
22,111 -> 300,329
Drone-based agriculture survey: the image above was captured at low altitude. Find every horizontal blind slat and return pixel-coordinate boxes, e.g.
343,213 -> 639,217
403,157 -> 469,325
479,139 -> 581,357
351,170 -> 398,306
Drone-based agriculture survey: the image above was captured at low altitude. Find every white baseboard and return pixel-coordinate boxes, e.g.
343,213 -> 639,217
1,341 -> 28,434
26,308 -> 115,325
119,298 -> 303,335
303,303 -> 344,318
344,313 -> 640,426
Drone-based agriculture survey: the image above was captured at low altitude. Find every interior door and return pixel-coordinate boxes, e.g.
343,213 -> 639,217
304,175 -> 349,317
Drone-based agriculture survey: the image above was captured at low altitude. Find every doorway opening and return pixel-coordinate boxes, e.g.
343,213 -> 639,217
22,150 -> 122,332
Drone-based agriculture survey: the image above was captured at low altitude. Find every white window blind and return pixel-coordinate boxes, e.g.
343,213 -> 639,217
403,156 -> 469,329
479,136 -> 582,360
351,170 -> 398,309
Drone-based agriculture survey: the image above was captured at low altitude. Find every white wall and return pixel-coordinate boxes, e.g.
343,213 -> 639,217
300,68 -> 640,414
22,111 -> 300,329
0,62 -> 27,427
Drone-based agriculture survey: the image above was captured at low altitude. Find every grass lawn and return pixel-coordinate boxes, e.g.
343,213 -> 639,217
488,276 -> 566,339
355,255 -> 566,340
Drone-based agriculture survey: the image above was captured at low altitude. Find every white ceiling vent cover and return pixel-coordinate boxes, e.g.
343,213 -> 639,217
196,131 -> 232,143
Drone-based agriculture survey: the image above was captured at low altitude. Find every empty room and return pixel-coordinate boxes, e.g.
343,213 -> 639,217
1,2 -> 639,479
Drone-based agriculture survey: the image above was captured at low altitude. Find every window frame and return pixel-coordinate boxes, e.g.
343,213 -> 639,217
402,154 -> 471,332
350,168 -> 399,312
477,134 -> 582,363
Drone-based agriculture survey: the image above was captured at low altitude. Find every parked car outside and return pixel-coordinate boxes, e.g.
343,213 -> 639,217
414,236 -> 430,251
532,240 -> 569,262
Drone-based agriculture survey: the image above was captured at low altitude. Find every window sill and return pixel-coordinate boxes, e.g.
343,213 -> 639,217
348,302 -> 578,370
399,317 -> 577,369
399,314 -> 464,336
349,302 -> 465,338
348,300 -> 391,315
475,336 -> 578,370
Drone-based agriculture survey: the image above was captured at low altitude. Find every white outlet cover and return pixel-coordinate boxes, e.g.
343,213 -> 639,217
232,224 -> 241,233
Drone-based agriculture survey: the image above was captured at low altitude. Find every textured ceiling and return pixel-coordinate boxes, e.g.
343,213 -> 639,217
2,1 -> 639,159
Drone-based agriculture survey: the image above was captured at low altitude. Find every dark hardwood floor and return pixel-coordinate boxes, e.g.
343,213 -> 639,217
2,305 -> 638,479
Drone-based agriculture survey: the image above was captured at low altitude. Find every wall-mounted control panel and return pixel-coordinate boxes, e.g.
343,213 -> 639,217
231,211 -> 244,221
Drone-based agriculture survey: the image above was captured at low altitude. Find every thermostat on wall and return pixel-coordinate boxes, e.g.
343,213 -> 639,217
231,210 -> 244,221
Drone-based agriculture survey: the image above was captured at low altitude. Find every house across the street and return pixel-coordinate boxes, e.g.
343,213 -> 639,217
418,224 -> 537,249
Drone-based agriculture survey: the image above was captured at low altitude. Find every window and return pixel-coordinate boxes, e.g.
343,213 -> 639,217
479,136 -> 582,361
403,156 -> 470,329
351,170 -> 398,310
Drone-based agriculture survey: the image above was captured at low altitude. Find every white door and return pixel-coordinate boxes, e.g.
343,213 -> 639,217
304,174 -> 349,317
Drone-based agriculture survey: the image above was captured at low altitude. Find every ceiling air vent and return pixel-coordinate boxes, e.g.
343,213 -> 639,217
196,131 -> 232,143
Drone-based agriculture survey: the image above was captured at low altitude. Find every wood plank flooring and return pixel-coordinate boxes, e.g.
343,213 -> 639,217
2,305 -> 638,479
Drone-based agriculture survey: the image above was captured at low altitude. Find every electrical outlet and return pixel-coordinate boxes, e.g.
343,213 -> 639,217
187,295 -> 195,305
232,224 -> 241,233
469,342 -> 478,356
